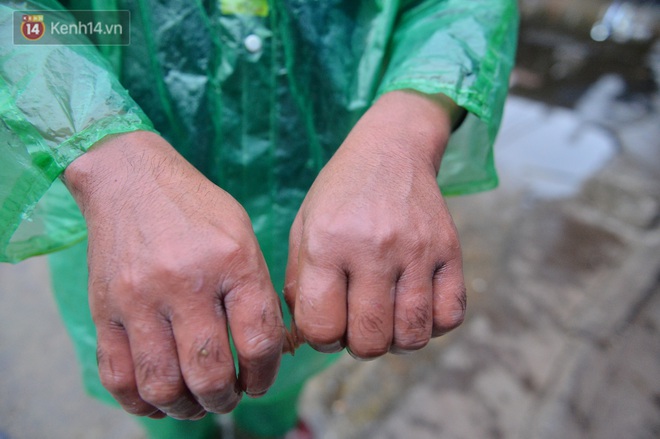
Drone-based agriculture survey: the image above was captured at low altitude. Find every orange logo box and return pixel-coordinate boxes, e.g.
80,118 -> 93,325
21,14 -> 45,41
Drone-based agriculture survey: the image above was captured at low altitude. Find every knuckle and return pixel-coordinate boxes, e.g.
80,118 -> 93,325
307,216 -> 399,255
163,396 -> 205,420
402,301 -> 433,330
133,352 -> 156,383
393,333 -> 430,351
97,347 -> 136,397
448,303 -> 467,329
112,269 -> 142,294
120,399 -> 157,417
394,301 -> 432,350
186,373 -> 234,399
187,377 -> 240,414
439,225 -> 460,246
353,311 -> 387,339
301,227 -> 338,263
111,257 -> 199,295
434,296 -> 467,335
367,225 -> 399,252
306,214 -> 345,240
298,319 -> 344,346
99,367 -> 135,397
184,339 -> 235,398
110,267 -> 165,304
139,381 -> 183,408
150,254 -> 184,279
435,314 -> 464,335
216,235 -> 245,262
133,354 -> 183,406
215,235 -> 263,277
347,313 -> 391,359
187,337 -> 231,367
239,333 -> 282,365
205,395 -> 241,415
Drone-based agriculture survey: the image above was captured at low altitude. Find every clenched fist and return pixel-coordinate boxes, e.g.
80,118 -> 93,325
64,131 -> 286,419
285,90 -> 467,359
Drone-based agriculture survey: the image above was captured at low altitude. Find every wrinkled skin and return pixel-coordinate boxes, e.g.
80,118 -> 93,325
285,90 -> 467,359
64,132 -> 286,419
63,90 -> 466,420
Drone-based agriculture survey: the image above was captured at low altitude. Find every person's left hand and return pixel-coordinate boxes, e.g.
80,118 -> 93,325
285,90 -> 467,359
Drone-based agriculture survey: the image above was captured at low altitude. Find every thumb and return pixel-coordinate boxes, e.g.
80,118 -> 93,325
284,214 -> 304,350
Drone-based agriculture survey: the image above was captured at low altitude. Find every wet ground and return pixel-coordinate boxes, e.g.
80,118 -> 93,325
1,9 -> 660,439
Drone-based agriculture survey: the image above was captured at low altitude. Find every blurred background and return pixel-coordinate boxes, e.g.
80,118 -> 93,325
1,1 -> 659,438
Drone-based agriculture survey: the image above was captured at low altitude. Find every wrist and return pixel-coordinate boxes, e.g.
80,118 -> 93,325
63,131 -> 173,215
363,90 -> 458,175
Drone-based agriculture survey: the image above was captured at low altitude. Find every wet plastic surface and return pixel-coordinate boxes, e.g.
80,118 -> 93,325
17,1 -> 659,438
0,1 -> 519,437
1,0 -> 518,263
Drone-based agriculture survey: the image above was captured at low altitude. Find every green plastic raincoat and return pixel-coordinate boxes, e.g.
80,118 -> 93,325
1,0 -> 518,436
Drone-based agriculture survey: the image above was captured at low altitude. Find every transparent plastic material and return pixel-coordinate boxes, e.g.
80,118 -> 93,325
2,0 -> 518,436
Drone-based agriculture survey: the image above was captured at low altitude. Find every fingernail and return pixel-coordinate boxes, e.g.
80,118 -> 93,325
389,345 -> 417,355
245,389 -> 267,398
190,410 -> 207,421
147,411 -> 167,419
308,340 -> 344,353
346,347 -> 377,362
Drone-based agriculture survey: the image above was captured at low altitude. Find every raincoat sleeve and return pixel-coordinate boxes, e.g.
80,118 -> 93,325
377,0 -> 519,195
0,1 -> 155,263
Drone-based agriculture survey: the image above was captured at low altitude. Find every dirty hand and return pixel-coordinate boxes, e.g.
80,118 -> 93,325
64,131 -> 285,419
285,90 -> 467,359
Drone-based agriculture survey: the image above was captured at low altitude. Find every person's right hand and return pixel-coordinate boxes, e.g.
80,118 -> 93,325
63,131 -> 286,420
